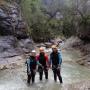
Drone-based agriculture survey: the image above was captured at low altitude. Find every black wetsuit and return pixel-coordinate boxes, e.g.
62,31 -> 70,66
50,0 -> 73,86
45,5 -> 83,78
38,53 -> 48,81
26,56 -> 37,84
50,52 -> 63,83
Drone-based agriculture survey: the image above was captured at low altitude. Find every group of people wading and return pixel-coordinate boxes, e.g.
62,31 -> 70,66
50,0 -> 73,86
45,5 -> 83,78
25,45 -> 63,85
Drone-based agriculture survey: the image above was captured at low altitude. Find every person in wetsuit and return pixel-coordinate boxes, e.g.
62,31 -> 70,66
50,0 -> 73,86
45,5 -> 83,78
50,45 -> 63,84
36,47 -> 49,81
26,50 -> 37,84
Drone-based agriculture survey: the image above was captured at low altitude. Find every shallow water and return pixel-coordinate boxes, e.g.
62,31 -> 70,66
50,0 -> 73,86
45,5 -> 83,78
0,49 -> 90,90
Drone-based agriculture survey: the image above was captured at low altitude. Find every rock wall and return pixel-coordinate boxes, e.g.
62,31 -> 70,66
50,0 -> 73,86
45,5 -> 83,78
0,0 -> 28,39
0,36 -> 34,69
63,36 -> 90,67
0,1 -> 34,69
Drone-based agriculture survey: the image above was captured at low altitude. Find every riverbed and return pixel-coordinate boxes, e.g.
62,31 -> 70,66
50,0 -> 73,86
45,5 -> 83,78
0,49 -> 90,90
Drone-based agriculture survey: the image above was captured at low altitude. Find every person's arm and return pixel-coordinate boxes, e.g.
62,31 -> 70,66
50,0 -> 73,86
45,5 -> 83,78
49,53 -> 52,67
25,60 -> 27,65
37,61 -> 41,66
45,55 -> 48,62
27,59 -> 31,74
45,54 -> 49,67
36,55 -> 41,66
58,52 -> 62,65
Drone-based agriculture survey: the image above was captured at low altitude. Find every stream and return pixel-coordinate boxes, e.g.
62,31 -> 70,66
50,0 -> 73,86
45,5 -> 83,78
0,49 -> 90,90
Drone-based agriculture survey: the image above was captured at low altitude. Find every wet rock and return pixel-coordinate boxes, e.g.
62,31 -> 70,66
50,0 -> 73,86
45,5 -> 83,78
0,36 -> 34,56
44,42 -> 52,48
0,56 -> 24,70
49,38 -> 63,47
0,8 -> 7,19
0,36 -> 18,57
0,65 -> 8,70
65,36 -> 90,67
36,43 -> 46,48
63,36 -> 84,49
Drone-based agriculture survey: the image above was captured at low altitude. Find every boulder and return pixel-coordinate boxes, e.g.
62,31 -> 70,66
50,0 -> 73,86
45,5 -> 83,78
44,42 -> 52,48
0,36 -> 18,58
0,36 -> 34,56
36,43 -> 46,48
0,36 -> 34,69
18,38 -> 34,53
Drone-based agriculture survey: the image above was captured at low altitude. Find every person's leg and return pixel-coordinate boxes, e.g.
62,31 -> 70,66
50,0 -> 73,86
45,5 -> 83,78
27,75 -> 31,84
44,68 -> 48,80
53,69 -> 57,82
57,69 -> 63,83
31,71 -> 35,83
39,68 -> 43,81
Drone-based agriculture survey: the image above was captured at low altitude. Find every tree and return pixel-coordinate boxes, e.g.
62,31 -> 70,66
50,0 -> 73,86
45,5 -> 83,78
21,0 -> 54,42
21,0 -> 90,41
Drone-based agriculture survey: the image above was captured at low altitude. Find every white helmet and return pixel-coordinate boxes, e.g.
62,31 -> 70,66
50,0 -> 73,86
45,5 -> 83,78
31,50 -> 36,53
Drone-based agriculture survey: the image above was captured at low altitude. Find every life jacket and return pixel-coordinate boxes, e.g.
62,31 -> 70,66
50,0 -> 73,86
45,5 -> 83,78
51,52 -> 59,66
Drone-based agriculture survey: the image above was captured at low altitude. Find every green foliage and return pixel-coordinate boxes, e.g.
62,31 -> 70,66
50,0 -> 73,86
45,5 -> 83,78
21,0 -> 90,41
79,15 -> 90,27
21,0 -> 62,42
30,15 -> 54,42
63,20 -> 75,38
78,15 -> 90,40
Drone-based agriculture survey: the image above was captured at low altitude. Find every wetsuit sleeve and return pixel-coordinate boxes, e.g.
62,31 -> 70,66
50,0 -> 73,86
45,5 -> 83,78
45,55 -> 48,62
36,55 -> 39,61
49,53 -> 52,66
58,52 -> 62,65
26,59 -> 31,73
25,60 -> 27,64
25,58 -> 29,64
45,55 -> 49,67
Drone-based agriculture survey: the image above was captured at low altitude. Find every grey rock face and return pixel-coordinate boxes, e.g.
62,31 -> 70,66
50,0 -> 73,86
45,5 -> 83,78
0,36 -> 18,58
18,38 -> 34,53
0,1 -> 33,69
0,2 -> 28,39
0,36 -> 34,69
0,36 -> 34,58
